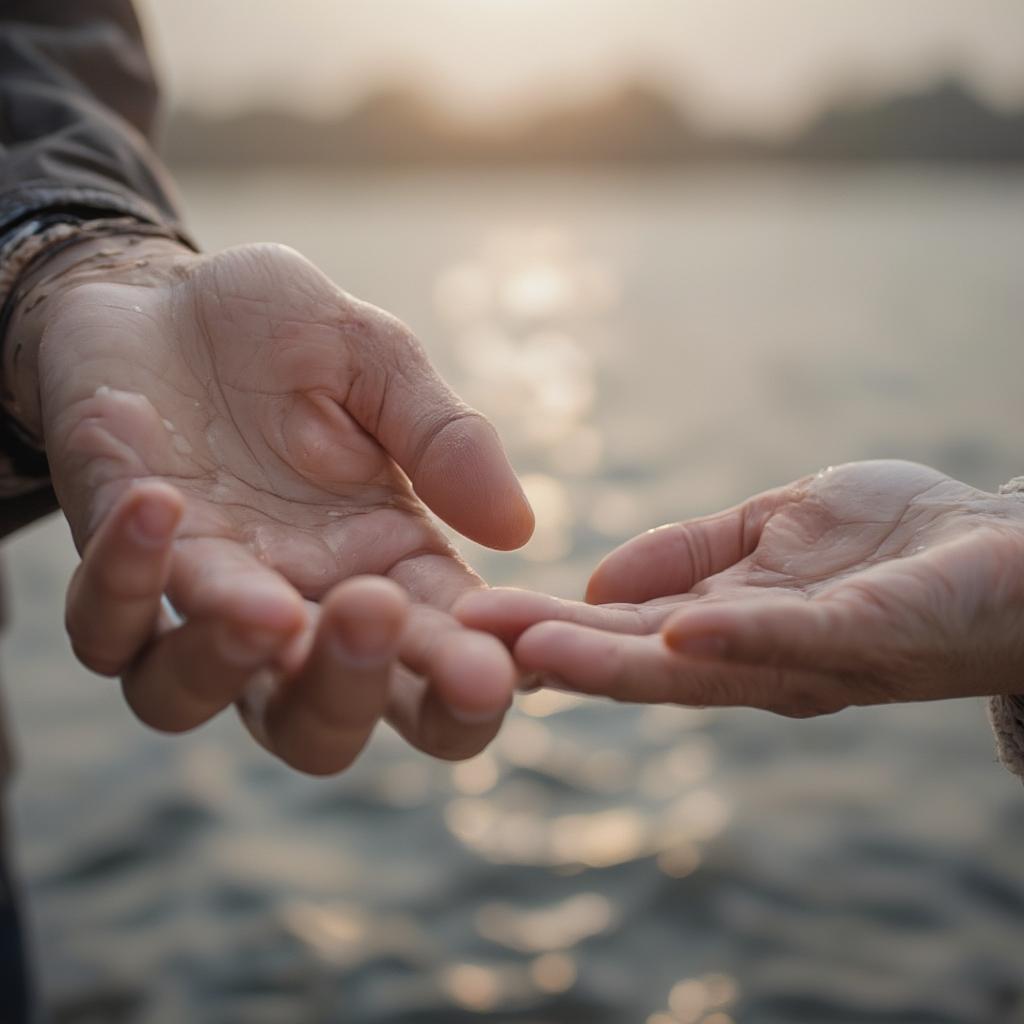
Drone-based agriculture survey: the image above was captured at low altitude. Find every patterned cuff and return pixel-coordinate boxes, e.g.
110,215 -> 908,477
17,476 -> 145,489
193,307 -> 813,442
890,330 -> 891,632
0,183 -> 193,251
989,475 -> 1024,782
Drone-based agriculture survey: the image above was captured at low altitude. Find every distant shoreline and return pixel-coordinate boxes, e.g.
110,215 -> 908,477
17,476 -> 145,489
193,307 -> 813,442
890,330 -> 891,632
162,77 -> 1024,169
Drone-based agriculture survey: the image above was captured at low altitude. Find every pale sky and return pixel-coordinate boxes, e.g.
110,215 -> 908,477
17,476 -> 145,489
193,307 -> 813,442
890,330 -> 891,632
136,0 -> 1024,135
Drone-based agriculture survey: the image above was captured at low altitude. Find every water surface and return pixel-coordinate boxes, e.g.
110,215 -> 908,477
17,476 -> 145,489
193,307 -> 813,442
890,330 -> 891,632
7,165 -> 1024,1023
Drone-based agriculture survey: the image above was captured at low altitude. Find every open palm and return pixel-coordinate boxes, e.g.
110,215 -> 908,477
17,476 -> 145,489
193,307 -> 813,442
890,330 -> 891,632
34,240 -> 533,766
457,461 -> 1024,716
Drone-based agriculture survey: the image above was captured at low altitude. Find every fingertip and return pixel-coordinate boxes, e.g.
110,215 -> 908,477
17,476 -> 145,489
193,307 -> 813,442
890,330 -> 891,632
228,578 -> 308,638
452,588 -> 559,646
584,561 -> 614,605
585,540 -> 647,602
494,481 -> 536,551
125,485 -> 185,546
94,481 -> 183,553
433,630 -> 515,722
450,589 -> 484,624
329,574 -> 410,617
451,586 -> 523,621
324,575 -> 408,660
491,500 -> 535,552
512,620 -> 568,670
415,415 -> 535,551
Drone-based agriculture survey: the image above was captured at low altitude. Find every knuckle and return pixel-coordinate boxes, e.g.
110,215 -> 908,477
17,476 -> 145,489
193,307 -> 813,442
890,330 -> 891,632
406,407 -> 483,476
343,303 -> 422,364
377,311 -> 421,357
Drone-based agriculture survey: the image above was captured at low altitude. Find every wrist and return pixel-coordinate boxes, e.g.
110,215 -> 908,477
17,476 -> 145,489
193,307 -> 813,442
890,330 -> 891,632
4,232 -> 193,442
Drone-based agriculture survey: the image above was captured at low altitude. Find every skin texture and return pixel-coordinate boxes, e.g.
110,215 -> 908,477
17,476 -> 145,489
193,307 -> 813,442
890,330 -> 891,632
456,460 -> 1024,718
8,235 -> 534,773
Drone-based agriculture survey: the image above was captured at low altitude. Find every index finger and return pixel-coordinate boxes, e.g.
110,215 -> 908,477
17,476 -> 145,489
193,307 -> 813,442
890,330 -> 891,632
65,482 -> 183,676
453,587 -> 659,646
514,620 -> 850,716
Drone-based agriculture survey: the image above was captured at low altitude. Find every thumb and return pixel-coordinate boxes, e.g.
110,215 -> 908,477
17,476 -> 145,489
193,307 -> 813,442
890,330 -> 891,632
587,486 -> 791,605
345,306 -> 534,550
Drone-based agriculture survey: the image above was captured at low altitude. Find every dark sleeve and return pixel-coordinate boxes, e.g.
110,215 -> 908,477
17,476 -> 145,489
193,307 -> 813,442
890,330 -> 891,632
0,0 -> 190,237
0,0 -> 195,536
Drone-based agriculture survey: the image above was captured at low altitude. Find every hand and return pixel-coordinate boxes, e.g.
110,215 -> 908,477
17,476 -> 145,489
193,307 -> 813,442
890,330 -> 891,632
456,461 -> 1024,717
8,235 -> 534,772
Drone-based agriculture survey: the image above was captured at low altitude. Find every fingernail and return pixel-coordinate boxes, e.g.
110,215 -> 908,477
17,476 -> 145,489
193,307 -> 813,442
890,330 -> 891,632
667,632 -> 728,659
131,499 -> 178,545
219,625 -> 284,668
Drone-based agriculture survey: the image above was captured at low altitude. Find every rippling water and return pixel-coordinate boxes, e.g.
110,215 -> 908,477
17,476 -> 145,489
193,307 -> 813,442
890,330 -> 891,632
6,166 -> 1024,1023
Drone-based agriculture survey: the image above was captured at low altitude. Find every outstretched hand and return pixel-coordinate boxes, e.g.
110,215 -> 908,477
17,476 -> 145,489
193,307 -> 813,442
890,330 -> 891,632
10,236 -> 534,772
457,461 -> 1024,717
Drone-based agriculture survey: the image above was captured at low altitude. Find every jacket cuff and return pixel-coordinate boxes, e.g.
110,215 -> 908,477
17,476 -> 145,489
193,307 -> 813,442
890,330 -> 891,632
0,181 -> 196,251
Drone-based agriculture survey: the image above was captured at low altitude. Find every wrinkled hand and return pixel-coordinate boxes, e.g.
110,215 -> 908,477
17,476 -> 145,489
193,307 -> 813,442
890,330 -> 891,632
10,236 -> 533,772
457,461 -> 1024,717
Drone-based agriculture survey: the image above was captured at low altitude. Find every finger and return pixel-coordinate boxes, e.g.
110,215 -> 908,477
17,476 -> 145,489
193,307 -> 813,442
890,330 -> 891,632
389,549 -> 516,713
586,482 -> 802,605
514,621 -> 851,716
383,552 -> 515,759
122,613 -> 297,733
401,603 -> 516,721
251,577 -> 408,775
344,305 -> 534,550
661,593 -> 876,674
386,604 -> 515,761
453,587 -> 655,646
167,536 -> 307,638
65,482 -> 184,676
388,546 -> 485,611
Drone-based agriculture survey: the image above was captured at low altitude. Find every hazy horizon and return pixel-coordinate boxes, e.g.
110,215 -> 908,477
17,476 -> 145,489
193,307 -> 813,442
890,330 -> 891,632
136,1 -> 1024,138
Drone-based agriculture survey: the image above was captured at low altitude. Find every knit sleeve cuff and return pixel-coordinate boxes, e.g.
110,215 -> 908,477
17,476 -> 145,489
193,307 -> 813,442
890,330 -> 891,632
989,695 -> 1024,783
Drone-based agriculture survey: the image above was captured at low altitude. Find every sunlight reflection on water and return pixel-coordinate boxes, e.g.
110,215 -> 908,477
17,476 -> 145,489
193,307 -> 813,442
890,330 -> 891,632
436,226 -> 624,565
